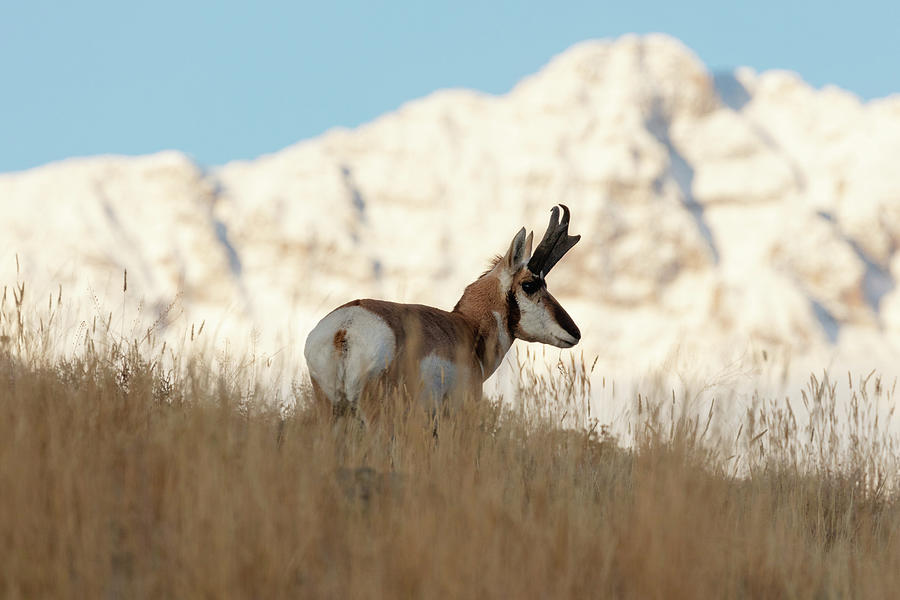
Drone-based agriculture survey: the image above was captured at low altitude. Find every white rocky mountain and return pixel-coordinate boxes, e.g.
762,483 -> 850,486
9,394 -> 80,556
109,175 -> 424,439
3,34 -> 899,391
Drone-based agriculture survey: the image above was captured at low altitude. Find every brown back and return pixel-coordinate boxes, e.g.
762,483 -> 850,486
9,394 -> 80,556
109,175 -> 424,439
339,299 -> 481,366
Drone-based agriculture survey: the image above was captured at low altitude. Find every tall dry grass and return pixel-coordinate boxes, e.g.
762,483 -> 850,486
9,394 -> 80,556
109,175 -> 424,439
1,281 -> 900,598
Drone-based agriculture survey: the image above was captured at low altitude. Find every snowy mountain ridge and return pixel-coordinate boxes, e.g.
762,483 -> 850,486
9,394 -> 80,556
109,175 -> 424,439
3,34 -> 900,388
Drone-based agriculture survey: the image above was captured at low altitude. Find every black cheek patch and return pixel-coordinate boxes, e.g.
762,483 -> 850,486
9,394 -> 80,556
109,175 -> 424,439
506,290 -> 520,340
549,300 -> 580,341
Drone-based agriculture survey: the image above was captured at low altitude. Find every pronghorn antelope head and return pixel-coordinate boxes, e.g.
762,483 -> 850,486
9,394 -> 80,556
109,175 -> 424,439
485,204 -> 581,349
304,205 -> 581,417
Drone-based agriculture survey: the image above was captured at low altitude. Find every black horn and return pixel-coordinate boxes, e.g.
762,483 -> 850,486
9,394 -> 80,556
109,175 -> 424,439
527,205 -> 580,276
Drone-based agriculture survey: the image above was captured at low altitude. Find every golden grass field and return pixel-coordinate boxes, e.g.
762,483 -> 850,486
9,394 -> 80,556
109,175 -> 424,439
2,282 -> 900,598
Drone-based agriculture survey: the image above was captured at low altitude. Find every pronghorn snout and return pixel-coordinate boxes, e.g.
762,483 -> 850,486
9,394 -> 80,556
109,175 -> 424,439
553,304 -> 581,347
548,298 -> 580,348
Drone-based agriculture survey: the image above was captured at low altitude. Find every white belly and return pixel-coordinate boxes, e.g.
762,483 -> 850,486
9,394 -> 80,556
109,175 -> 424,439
418,353 -> 459,407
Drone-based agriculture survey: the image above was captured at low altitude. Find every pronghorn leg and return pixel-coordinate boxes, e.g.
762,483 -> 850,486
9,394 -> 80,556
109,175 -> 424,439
309,378 -> 354,420
309,378 -> 331,420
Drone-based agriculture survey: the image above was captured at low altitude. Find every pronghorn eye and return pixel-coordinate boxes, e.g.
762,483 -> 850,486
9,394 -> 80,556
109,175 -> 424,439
521,279 -> 541,294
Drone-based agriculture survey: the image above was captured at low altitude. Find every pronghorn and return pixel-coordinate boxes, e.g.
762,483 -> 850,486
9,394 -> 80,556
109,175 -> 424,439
304,205 -> 581,417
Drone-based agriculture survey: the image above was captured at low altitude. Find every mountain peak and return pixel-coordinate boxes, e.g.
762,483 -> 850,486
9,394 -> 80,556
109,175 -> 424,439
511,33 -> 717,122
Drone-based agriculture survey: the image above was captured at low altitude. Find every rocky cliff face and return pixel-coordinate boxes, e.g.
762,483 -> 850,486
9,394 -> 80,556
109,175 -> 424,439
3,34 -> 899,384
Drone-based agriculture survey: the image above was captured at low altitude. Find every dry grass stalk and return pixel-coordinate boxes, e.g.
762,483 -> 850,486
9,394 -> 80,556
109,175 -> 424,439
1,284 -> 899,598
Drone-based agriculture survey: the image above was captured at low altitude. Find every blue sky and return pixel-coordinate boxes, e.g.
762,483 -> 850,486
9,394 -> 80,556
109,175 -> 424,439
2,1 -> 898,173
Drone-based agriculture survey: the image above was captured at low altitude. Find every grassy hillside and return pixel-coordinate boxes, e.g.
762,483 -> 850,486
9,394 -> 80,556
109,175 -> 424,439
1,288 -> 899,598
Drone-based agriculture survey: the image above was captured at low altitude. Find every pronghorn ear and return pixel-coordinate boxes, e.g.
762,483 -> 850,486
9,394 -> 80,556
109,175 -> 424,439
504,228 -> 530,271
